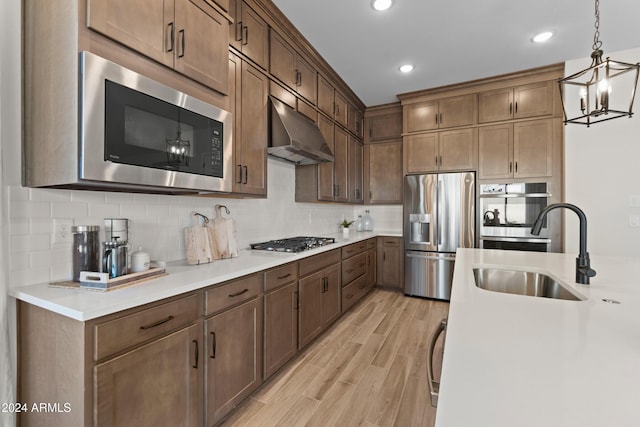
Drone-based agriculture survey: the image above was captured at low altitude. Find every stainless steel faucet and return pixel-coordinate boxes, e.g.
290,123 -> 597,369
531,203 -> 596,284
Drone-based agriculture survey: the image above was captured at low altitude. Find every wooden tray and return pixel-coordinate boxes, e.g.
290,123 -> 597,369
78,267 -> 167,291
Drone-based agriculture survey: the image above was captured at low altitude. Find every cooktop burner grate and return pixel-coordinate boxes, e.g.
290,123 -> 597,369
250,236 -> 336,253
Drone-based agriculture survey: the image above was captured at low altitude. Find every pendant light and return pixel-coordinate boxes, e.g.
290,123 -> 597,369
558,0 -> 640,126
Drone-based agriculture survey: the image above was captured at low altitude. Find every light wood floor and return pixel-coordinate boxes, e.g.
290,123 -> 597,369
221,289 -> 450,427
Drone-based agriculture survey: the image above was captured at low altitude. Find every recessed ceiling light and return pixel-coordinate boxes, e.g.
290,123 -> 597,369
372,0 -> 393,11
399,64 -> 414,73
532,31 -> 553,43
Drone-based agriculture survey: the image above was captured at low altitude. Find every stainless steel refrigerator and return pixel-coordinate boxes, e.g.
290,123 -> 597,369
404,172 -> 475,300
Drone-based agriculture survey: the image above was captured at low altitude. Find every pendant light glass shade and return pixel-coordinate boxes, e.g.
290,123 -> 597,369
558,0 -> 640,126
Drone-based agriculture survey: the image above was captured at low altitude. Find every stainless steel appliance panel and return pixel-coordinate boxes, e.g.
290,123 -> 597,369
404,174 -> 438,252
438,172 -> 475,252
80,51 -> 233,193
405,251 -> 456,300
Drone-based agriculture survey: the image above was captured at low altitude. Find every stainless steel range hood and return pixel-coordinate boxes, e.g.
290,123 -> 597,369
269,96 -> 334,165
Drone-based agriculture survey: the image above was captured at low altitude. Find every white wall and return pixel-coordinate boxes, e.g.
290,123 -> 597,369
564,47 -> 640,257
0,1 -> 400,419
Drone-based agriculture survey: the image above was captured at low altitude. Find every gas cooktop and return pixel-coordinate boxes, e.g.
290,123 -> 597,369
250,236 -> 336,253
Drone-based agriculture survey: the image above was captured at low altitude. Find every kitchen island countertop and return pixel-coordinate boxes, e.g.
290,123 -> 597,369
11,231 -> 400,321
437,248 -> 640,427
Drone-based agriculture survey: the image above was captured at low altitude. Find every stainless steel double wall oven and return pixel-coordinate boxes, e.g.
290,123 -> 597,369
479,182 -> 552,252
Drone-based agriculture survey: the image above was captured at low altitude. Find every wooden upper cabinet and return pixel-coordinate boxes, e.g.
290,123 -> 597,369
348,103 -> 364,138
333,126 -> 349,202
317,115 -> 336,201
404,128 -> 477,174
228,0 -> 269,69
479,81 -> 555,123
87,0 -> 230,94
478,119 -> 553,179
405,94 -> 476,132
405,133 -> 438,173
334,91 -> 348,127
269,30 -> 317,104
366,106 -> 403,143
233,58 -> 268,195
366,140 -> 402,204
348,136 -> 364,204
317,75 -> 335,117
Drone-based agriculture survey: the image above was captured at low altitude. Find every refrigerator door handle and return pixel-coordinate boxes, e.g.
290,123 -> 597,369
437,180 -> 443,246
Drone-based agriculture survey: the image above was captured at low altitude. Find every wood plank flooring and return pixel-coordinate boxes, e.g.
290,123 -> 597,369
221,289 -> 449,427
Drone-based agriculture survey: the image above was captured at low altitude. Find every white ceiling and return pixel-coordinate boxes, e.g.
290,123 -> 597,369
270,0 -> 640,106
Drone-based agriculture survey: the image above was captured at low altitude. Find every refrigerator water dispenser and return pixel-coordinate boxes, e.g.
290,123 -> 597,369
410,213 -> 431,243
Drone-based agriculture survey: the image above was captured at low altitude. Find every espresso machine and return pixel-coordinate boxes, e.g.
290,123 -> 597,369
103,218 -> 130,278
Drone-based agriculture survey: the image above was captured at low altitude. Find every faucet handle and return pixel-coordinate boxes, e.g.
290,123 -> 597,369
579,267 -> 597,278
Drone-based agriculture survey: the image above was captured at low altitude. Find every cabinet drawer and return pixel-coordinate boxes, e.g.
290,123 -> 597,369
381,237 -> 401,247
206,274 -> 262,316
265,262 -> 298,292
341,241 -> 367,259
342,252 -> 367,286
342,275 -> 367,312
299,249 -> 340,277
94,294 -> 201,361
366,238 -> 376,249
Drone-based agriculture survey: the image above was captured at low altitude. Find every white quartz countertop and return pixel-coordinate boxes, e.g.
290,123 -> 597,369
11,231 -> 400,321
437,248 -> 640,427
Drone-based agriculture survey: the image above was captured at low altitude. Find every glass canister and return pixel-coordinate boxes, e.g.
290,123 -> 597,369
72,225 -> 100,281
355,215 -> 364,232
362,210 -> 374,231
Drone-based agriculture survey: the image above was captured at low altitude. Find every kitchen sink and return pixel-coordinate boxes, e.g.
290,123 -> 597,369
473,268 -> 585,301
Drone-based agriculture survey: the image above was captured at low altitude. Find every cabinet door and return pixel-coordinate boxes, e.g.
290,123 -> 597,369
438,94 -> 476,128
295,55 -> 317,104
239,2 -> 269,69
95,324 -> 202,427
174,0 -> 229,94
478,124 -> 514,180
322,264 -> 342,327
438,128 -> 477,171
405,133 -> 438,174
235,60 -> 268,195
334,91 -> 349,127
87,0 -> 174,68
405,101 -> 438,132
317,114 -> 336,201
367,140 -> 402,204
349,105 -> 364,138
205,297 -> 263,426
377,237 -> 403,290
514,81 -> 554,119
298,270 -> 324,349
348,137 -> 364,204
366,248 -> 377,289
317,75 -> 335,117
264,282 -> 298,379
269,31 -> 297,88
333,126 -> 349,202
513,119 -> 553,178
368,111 -> 403,142
478,87 -> 514,123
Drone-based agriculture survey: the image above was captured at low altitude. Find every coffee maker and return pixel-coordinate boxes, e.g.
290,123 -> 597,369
103,218 -> 130,278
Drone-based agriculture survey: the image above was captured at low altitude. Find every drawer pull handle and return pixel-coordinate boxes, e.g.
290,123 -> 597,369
139,315 -> 174,330
192,340 -> 199,369
277,273 -> 292,280
210,332 -> 216,359
228,288 -> 249,298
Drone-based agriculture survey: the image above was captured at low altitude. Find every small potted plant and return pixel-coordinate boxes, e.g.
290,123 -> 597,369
339,219 -> 354,237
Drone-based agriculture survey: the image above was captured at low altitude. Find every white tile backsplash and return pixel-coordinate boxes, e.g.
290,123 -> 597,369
8,158 -> 402,286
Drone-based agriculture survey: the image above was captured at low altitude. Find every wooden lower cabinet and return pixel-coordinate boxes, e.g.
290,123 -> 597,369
298,263 -> 341,349
95,323 -> 203,427
264,281 -> 298,379
377,237 -> 404,291
205,297 -> 263,426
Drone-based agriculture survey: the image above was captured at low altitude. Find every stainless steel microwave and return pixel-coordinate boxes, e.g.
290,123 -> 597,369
80,52 -> 232,193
